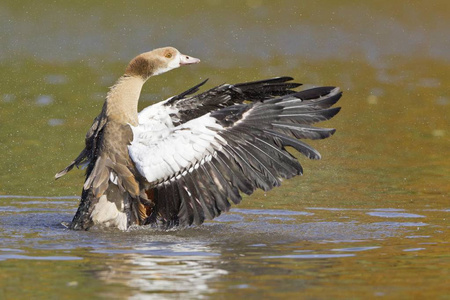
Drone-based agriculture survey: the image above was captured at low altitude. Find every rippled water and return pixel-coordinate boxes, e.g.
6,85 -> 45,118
0,197 -> 448,299
1,1 -> 449,299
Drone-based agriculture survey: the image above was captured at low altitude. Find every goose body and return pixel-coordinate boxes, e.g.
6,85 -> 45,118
56,47 -> 342,230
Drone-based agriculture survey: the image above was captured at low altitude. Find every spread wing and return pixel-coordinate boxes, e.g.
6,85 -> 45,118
137,77 -> 301,127
129,84 -> 342,228
55,102 -> 108,179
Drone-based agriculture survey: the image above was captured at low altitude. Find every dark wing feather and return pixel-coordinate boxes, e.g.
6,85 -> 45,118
55,102 -> 108,179
142,84 -> 342,228
165,77 -> 301,125
166,79 -> 209,104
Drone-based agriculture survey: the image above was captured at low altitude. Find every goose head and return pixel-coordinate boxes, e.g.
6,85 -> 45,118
125,47 -> 200,80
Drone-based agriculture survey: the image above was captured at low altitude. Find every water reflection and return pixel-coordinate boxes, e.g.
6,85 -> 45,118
262,254 -> 355,259
35,95 -> 54,106
331,246 -> 380,252
366,211 -> 426,218
0,253 -> 82,261
94,248 -> 226,298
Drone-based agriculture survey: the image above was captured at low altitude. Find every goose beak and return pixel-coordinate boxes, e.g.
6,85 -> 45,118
180,54 -> 200,65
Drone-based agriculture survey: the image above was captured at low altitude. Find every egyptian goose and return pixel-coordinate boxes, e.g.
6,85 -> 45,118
56,47 -> 342,230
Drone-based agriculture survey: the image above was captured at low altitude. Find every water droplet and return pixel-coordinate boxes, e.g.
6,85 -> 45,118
431,129 -> 445,137
45,74 -> 68,85
48,119 -> 65,126
367,95 -> 378,105
2,94 -> 15,103
36,95 -> 54,106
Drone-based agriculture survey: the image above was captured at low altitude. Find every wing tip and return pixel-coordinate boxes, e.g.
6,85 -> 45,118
54,172 -> 65,180
54,166 -> 72,180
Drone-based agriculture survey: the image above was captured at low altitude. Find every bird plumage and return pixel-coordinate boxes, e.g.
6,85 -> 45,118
55,47 -> 342,230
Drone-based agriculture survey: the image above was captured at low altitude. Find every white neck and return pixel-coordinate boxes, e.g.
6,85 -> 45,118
106,75 -> 146,126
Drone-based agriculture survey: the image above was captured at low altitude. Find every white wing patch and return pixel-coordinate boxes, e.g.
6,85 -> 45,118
129,103 -> 225,183
136,100 -> 179,131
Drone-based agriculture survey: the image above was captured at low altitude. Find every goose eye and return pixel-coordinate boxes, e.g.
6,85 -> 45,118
165,53 -> 172,59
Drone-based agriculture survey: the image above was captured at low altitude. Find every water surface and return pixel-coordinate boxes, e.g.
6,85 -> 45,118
0,1 -> 449,299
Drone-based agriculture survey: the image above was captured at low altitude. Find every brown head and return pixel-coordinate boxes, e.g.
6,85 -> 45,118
124,47 -> 200,80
